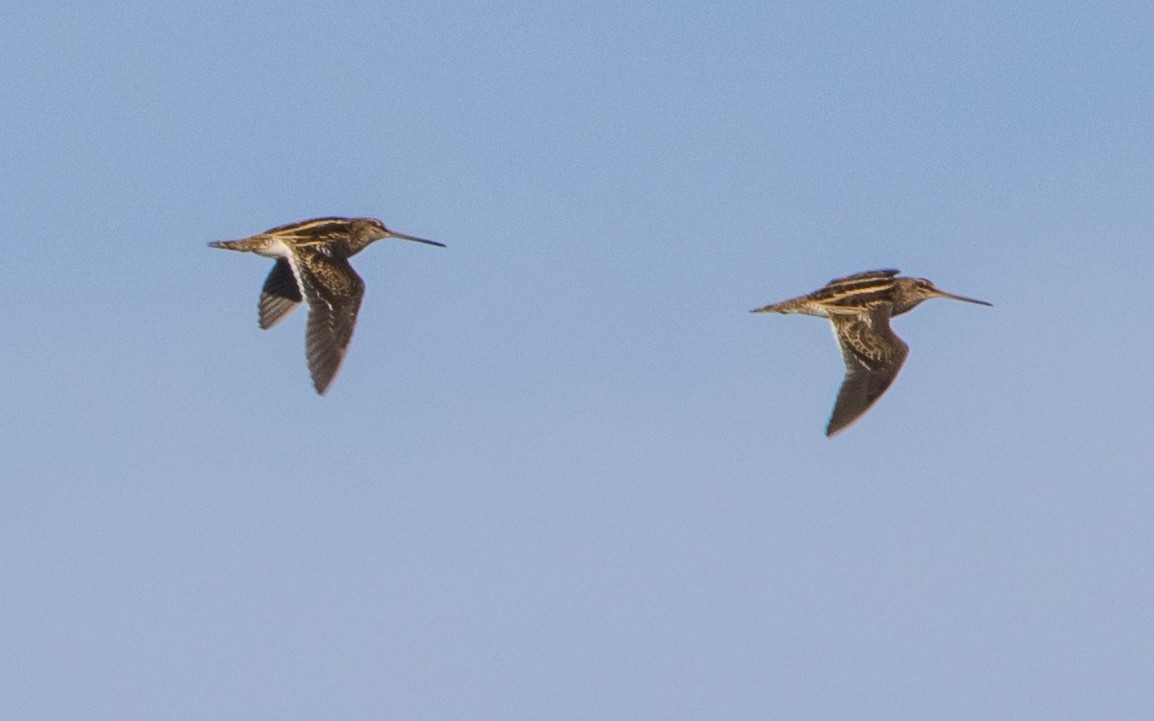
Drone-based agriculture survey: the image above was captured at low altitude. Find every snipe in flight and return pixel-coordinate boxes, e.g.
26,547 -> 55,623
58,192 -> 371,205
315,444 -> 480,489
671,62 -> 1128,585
210,217 -> 444,395
751,269 -> 991,436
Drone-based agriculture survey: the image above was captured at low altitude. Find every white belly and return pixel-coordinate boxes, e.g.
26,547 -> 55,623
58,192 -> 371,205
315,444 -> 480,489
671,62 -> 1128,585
253,237 -> 294,260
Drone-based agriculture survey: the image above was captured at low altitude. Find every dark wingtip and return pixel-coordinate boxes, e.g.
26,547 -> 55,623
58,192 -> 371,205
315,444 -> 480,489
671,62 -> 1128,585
825,413 -> 857,437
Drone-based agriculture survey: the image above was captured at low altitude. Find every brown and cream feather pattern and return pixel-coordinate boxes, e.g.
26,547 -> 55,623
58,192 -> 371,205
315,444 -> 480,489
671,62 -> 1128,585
752,269 -> 990,436
210,216 -> 443,395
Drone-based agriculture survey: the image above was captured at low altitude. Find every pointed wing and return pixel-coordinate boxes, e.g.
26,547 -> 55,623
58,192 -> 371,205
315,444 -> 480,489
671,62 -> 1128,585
258,258 -> 304,329
826,303 -> 909,436
293,250 -> 365,395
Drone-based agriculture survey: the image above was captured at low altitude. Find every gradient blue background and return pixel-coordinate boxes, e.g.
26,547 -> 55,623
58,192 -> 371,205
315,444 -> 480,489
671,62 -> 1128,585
3,2 -> 1153,718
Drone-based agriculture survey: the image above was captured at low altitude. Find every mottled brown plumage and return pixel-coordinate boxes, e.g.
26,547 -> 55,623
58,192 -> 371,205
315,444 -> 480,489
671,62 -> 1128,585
210,217 -> 444,395
752,269 -> 990,436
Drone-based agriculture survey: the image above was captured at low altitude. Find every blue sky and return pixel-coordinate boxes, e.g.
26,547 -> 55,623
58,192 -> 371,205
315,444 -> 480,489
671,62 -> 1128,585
3,1 -> 1153,718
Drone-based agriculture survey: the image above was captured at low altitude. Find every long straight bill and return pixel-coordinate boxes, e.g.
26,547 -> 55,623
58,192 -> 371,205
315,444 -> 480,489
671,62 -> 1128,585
389,231 -> 446,248
936,290 -> 992,306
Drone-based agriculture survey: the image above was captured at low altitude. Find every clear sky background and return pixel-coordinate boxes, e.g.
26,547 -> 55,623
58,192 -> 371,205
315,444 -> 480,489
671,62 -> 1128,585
3,1 -> 1153,719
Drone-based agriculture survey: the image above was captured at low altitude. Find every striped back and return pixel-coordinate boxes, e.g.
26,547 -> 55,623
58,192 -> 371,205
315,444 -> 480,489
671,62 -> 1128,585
810,269 -> 900,312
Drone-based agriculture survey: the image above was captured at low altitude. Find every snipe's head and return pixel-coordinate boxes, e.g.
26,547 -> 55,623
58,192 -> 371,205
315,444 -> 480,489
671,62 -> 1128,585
893,277 -> 991,314
348,218 -> 445,255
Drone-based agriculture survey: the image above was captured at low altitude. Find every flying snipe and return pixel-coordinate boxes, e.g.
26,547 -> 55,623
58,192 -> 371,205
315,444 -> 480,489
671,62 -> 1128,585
210,217 -> 444,395
752,269 -> 991,436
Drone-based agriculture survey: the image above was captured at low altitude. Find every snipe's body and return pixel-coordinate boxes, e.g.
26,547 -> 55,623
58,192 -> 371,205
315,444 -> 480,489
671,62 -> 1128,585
210,217 -> 444,395
752,269 -> 991,436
